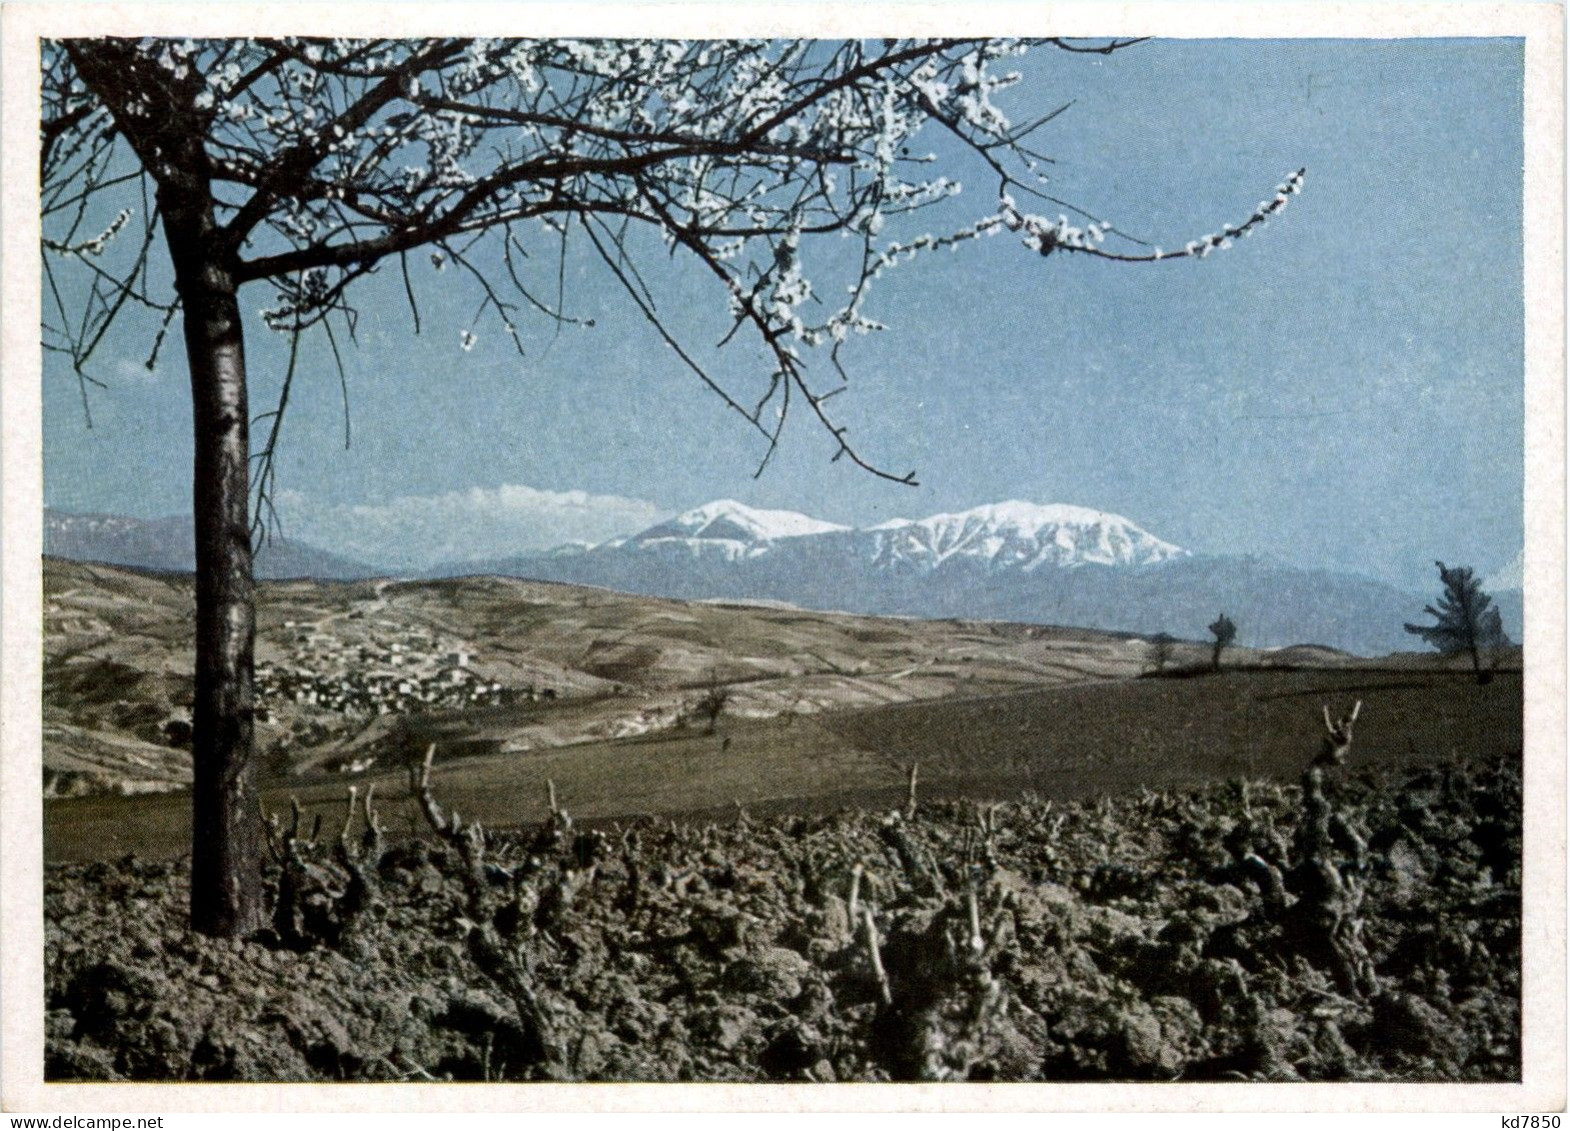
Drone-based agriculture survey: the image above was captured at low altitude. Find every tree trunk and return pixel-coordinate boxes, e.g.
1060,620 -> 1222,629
164,200 -> 264,938
62,38 -> 264,936
1462,599 -> 1486,684
1470,642 -> 1491,684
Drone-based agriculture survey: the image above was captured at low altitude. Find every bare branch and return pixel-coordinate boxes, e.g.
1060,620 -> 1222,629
43,35 -> 1304,521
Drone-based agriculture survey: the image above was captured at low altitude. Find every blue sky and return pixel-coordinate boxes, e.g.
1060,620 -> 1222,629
43,38 -> 1525,589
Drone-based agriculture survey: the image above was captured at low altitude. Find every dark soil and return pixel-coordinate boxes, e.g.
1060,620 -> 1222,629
44,750 -> 1519,1083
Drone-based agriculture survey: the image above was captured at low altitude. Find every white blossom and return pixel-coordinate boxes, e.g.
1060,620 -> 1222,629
41,36 -> 1308,488
44,208 -> 131,257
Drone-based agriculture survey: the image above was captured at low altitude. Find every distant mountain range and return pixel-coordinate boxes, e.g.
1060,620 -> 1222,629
437,499 -> 1522,656
44,509 -> 377,580
45,500 -> 1524,656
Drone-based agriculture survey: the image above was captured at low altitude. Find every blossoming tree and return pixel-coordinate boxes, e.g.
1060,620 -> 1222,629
41,37 -> 1304,936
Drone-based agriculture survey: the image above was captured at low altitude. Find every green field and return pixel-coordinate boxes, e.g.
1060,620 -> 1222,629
44,665 -> 1521,863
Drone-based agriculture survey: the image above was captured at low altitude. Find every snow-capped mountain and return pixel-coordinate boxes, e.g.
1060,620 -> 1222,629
442,497 -> 1181,583
861,501 -> 1187,573
436,498 -> 1459,654
586,501 -> 1519,655
620,500 -> 850,562
549,498 -> 1181,574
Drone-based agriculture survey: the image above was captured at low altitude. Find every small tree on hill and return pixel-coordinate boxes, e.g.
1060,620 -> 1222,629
1405,561 -> 1511,684
695,669 -> 730,736
1147,632 -> 1177,674
1208,613 -> 1236,671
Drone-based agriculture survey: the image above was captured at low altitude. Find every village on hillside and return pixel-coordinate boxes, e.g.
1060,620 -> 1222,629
254,617 -> 552,722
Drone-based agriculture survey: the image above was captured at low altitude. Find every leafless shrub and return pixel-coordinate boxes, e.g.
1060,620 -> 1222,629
1315,700 -> 1362,768
261,786 -> 383,951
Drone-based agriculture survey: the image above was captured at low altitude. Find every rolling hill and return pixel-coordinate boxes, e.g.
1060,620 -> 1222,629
43,556 -> 1179,797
